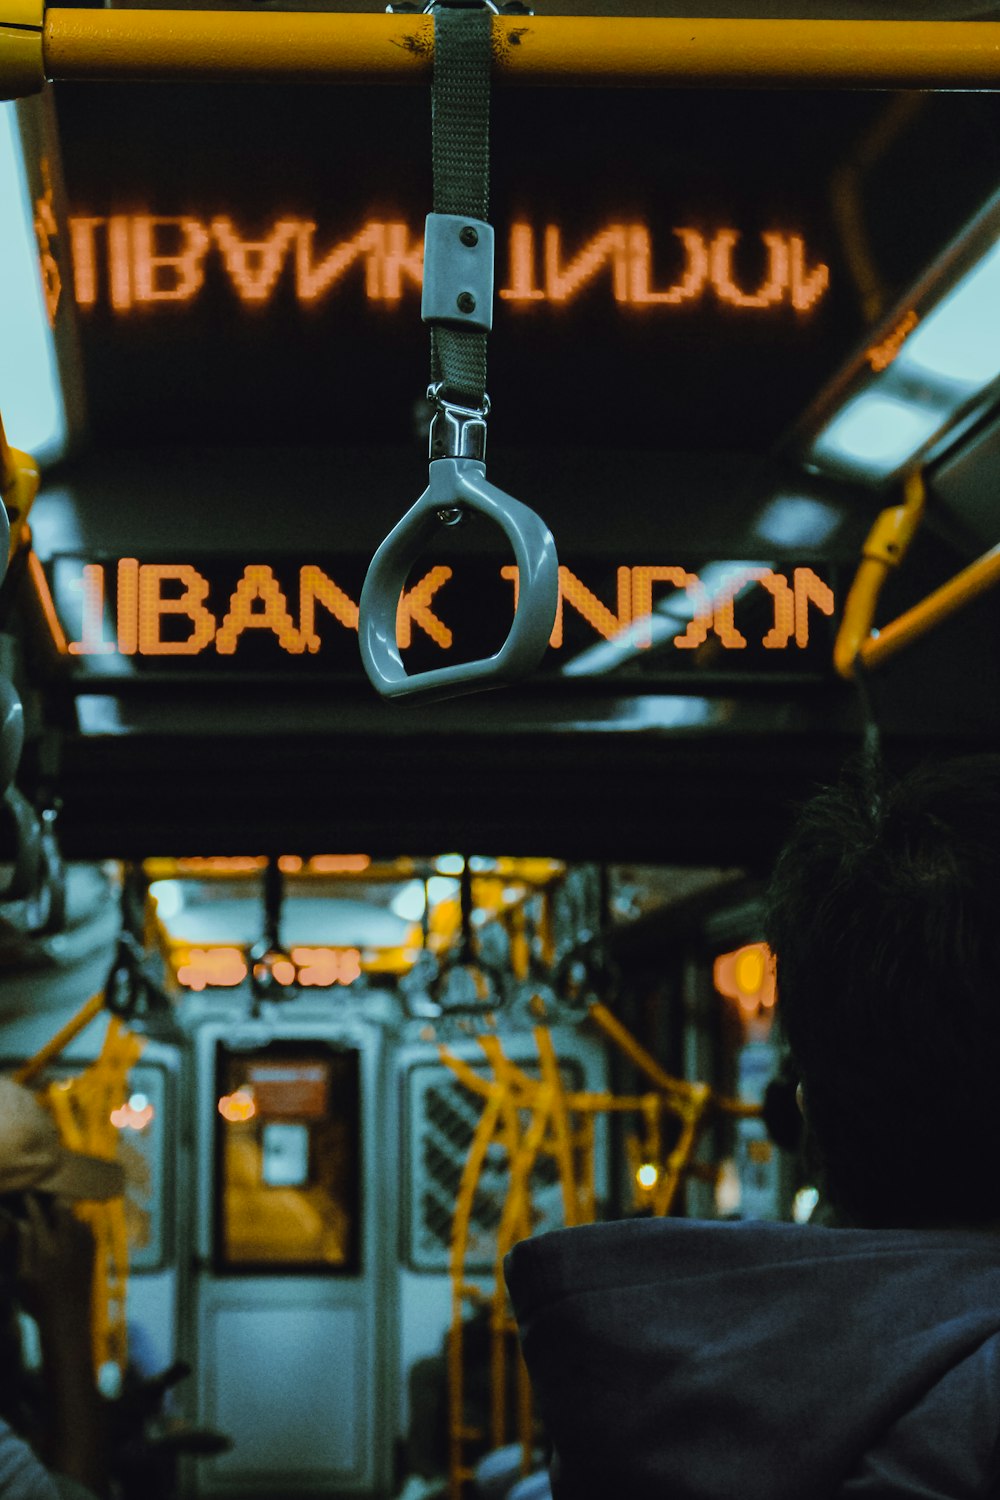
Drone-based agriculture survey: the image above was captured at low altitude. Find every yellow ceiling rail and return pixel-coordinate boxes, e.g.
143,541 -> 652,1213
833,470 -> 926,680
2,13 -> 1000,97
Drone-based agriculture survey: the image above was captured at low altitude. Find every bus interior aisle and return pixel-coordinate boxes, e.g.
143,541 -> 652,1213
1,2 -> 1000,1497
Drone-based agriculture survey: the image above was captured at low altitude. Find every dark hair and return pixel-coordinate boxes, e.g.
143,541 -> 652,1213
764,753 -> 1000,1230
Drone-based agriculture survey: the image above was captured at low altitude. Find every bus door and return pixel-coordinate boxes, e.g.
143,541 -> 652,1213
189,1016 -> 395,1497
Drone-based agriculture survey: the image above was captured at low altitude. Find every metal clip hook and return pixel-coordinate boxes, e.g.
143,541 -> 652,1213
427,383 -> 489,464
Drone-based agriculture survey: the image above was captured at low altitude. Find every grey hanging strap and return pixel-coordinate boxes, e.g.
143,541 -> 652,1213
423,3 -> 494,418
357,0 -> 560,704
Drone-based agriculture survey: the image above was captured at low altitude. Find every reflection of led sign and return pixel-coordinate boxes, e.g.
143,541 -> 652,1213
67,216 -> 829,315
33,160 -> 61,326
48,559 -> 835,659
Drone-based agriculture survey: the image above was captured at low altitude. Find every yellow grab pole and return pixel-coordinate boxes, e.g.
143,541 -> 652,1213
859,542 -> 1000,673
1,13 -> 998,98
833,471 -> 926,680
836,469 -> 1000,676
588,1001 -> 680,1094
13,990 -> 106,1085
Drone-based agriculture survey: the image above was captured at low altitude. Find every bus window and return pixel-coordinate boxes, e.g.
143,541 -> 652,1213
214,1041 -> 360,1274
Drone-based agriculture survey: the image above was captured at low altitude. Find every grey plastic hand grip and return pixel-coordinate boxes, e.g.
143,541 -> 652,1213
359,458 -> 559,703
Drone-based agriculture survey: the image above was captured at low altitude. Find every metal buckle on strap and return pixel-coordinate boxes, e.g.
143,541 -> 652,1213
422,0 -> 499,12
427,383 -> 490,464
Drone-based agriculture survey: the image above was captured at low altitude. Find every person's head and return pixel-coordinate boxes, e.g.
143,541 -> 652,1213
764,753 -> 1000,1231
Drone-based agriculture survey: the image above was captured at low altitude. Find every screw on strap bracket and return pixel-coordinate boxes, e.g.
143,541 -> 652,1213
422,214 -> 495,334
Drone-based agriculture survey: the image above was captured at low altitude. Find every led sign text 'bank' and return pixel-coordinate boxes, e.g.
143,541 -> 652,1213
65,218 -> 830,315
48,560 -> 836,659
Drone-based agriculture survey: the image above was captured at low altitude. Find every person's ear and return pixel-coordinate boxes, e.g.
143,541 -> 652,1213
795,1082 -> 806,1118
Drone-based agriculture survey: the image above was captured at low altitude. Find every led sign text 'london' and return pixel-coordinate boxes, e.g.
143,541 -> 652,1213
52,560 -> 836,658
66,218 -> 830,315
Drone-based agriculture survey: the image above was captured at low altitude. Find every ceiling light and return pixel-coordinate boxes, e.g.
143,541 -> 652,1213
895,240 -> 1000,390
753,495 -> 841,547
802,198 -> 1000,485
810,392 -> 943,479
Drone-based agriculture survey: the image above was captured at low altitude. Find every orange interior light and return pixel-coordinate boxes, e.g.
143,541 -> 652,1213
713,942 -> 777,1014
110,1100 -> 155,1131
218,1089 -> 256,1123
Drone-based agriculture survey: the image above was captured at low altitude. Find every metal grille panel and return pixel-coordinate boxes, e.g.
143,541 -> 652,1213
404,1055 -> 583,1273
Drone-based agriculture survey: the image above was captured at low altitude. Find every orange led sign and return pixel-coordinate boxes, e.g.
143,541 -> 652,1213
865,310 -> 919,373
67,216 -> 829,316
46,559 -> 836,664
176,946 -> 248,990
173,942 -> 362,991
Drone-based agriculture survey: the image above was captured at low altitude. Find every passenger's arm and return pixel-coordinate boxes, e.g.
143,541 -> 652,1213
15,1196 -> 107,1499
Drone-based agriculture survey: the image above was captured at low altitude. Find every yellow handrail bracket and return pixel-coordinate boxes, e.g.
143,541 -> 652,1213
0,412 -> 40,563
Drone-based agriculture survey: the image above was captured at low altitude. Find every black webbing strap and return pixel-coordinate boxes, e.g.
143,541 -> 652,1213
429,4 -> 492,410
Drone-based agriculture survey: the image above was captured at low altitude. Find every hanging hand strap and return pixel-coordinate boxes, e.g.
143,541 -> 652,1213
358,0 -> 559,703
427,4 -> 492,414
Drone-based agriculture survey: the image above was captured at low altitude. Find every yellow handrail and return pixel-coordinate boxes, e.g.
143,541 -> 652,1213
43,1017 -> 143,1376
4,13 -> 1000,98
835,469 -> 1000,678
833,470 -> 926,680
13,989 -> 106,1085
440,1019 -> 763,1497
11,991 -> 143,1377
860,542 -> 1000,673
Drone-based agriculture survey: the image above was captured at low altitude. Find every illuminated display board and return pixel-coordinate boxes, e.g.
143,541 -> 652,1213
45,84 -> 866,451
66,216 -> 827,318
48,83 -> 1000,453
34,553 -> 837,682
